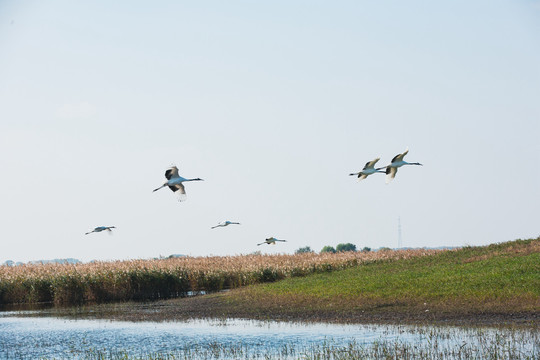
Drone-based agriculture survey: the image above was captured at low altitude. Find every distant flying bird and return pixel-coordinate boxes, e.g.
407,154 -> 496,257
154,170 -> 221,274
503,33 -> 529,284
383,148 -> 423,184
85,226 -> 115,235
211,221 -> 241,229
257,237 -> 287,246
153,165 -> 203,201
349,157 -> 385,181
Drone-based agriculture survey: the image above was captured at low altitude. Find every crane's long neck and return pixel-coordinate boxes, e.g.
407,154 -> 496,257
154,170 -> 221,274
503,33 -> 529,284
185,178 -> 203,182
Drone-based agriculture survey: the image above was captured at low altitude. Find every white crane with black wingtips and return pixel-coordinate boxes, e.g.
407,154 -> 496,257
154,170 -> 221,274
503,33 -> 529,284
257,237 -> 287,246
383,148 -> 422,183
153,165 -> 203,201
349,157 -> 385,181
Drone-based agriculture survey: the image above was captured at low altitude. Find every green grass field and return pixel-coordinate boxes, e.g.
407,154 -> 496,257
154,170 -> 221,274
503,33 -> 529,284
214,238 -> 539,321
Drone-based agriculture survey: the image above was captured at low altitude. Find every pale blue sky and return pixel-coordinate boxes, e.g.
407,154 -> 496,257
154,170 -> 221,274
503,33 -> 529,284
1,1 -> 539,262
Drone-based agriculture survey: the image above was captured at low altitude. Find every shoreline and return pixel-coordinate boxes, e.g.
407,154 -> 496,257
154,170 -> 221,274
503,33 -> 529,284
4,293 -> 537,328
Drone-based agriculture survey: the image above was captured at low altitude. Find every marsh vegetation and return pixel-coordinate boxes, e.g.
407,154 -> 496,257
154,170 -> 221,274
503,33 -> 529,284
0,247 -> 440,306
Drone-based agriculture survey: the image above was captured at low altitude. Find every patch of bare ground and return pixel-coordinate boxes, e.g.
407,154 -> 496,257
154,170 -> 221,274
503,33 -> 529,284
55,291 -> 538,327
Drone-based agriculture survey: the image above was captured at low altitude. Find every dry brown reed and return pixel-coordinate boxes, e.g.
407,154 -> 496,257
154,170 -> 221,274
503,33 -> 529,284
0,248 -> 444,306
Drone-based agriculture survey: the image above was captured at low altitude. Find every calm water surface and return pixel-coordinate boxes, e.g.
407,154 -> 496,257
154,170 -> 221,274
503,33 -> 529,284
0,310 -> 537,359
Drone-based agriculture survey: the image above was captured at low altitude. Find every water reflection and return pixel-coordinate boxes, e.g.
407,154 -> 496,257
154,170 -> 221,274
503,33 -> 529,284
0,311 -> 537,359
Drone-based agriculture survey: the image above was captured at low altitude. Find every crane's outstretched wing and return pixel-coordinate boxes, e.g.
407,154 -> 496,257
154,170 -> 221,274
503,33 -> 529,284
357,174 -> 368,181
168,183 -> 186,201
165,166 -> 180,180
385,167 -> 398,183
364,157 -> 380,170
391,149 -> 409,163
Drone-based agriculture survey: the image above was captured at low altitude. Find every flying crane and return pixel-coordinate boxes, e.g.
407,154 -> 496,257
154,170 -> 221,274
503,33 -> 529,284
85,226 -> 115,235
257,237 -> 287,246
211,221 -> 241,229
383,148 -> 422,183
349,157 -> 385,181
153,165 -> 203,201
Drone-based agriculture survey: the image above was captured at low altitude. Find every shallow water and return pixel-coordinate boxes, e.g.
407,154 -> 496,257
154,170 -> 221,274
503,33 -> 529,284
0,311 -> 538,359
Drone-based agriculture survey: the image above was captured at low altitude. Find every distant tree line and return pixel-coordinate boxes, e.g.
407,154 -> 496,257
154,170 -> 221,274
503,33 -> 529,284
294,246 -> 314,254
295,243 -> 372,254
321,243 -> 358,253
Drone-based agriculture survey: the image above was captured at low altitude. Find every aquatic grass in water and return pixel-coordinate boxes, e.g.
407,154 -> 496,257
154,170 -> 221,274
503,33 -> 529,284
10,334 -> 540,359
0,316 -> 538,359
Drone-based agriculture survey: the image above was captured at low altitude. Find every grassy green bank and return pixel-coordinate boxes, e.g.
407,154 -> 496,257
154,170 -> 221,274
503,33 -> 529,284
79,238 -> 539,324
218,238 -> 540,323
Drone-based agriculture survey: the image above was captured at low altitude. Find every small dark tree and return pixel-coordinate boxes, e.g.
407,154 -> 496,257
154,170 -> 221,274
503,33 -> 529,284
361,247 -> 371,253
336,243 -> 357,252
295,246 -> 313,254
320,246 -> 336,253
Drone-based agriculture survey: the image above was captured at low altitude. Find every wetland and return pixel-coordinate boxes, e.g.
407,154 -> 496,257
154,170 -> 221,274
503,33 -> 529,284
1,238 -> 538,359
1,310 -> 538,359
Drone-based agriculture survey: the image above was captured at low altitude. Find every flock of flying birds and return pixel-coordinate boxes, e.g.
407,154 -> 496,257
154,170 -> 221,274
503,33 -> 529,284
85,148 -> 422,248
348,148 -> 423,183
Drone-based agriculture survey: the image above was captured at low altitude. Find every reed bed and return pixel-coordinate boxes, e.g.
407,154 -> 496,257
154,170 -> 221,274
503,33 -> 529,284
0,248 -> 443,306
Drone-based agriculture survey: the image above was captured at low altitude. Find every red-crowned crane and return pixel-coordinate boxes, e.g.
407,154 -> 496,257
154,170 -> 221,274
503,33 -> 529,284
211,221 -> 241,229
384,148 -> 422,183
85,226 -> 115,235
349,157 -> 385,181
153,165 -> 203,201
257,237 -> 287,246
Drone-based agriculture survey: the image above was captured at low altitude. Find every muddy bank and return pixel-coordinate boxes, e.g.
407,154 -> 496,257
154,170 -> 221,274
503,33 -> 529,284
24,292 -> 537,327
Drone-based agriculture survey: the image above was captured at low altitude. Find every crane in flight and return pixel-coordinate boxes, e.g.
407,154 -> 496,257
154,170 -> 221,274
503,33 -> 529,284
257,237 -> 287,246
349,157 -> 385,181
85,226 -> 115,235
211,221 -> 241,229
383,148 -> 422,183
153,165 -> 203,201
